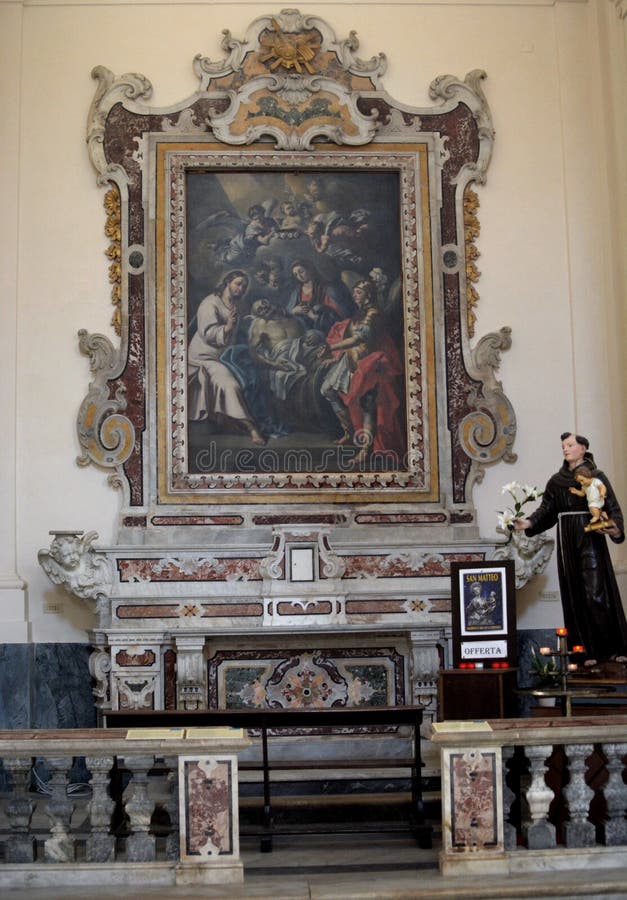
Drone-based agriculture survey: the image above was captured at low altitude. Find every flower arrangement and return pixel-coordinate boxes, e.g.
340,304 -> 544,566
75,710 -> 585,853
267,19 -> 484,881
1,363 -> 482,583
529,645 -> 561,688
497,481 -> 543,543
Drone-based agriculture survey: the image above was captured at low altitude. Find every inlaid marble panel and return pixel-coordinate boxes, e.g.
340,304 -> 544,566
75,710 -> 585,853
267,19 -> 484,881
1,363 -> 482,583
208,647 -> 404,711
449,748 -> 500,849
179,756 -> 238,860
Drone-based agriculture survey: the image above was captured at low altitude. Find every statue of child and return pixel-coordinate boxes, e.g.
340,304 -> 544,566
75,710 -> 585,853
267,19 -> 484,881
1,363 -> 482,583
569,467 -> 615,532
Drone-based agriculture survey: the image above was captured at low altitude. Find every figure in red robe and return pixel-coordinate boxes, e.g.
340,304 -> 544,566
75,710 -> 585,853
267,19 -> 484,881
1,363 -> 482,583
321,279 -> 404,467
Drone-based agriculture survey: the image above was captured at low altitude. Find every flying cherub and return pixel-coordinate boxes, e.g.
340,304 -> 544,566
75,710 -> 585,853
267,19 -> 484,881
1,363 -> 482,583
195,201 -> 278,265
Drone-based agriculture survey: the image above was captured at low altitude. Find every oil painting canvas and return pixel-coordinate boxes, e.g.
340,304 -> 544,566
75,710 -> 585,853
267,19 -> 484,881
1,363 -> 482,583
184,168 -> 406,476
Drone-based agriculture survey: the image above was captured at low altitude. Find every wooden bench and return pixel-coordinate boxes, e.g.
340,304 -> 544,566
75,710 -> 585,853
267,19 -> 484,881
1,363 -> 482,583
105,705 -> 431,852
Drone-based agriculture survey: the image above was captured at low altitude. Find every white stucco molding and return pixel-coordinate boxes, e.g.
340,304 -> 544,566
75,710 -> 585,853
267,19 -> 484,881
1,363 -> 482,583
5,0 -> 589,7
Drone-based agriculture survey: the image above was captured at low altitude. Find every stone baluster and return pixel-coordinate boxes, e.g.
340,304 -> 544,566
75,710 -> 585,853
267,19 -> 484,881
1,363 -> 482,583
501,745 -> 517,850
521,744 -> 556,849
121,754 -> 157,861
563,743 -> 595,847
162,755 -> 180,860
85,755 -> 116,862
43,756 -> 76,862
601,742 -> 627,846
3,756 -> 36,862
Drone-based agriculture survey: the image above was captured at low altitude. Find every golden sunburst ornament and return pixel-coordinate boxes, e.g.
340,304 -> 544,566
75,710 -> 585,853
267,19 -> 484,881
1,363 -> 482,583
259,18 -> 320,74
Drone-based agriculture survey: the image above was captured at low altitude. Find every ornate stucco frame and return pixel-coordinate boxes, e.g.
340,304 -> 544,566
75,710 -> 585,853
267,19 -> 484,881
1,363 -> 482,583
81,8 -> 515,529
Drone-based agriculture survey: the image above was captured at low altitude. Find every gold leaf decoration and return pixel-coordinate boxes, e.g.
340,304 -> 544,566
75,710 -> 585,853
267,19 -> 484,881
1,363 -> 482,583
259,17 -> 321,74
104,187 -> 122,335
463,186 -> 481,338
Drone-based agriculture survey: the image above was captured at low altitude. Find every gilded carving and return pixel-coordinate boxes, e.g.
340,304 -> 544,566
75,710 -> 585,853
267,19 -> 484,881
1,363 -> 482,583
103,187 -> 122,336
464,187 -> 481,338
259,17 -> 321,74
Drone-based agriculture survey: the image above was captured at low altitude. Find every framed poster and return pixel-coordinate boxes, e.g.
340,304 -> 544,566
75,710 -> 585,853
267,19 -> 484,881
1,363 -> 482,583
450,561 -> 517,668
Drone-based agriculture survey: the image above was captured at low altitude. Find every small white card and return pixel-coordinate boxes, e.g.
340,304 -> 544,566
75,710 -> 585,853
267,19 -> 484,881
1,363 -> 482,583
461,640 -> 508,659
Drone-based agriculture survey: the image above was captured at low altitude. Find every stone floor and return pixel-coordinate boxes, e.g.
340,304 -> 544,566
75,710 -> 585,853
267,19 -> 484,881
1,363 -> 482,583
3,832 -> 627,899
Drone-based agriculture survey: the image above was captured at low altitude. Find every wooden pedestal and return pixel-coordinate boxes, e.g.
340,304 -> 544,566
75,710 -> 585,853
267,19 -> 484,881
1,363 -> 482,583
438,668 -> 519,720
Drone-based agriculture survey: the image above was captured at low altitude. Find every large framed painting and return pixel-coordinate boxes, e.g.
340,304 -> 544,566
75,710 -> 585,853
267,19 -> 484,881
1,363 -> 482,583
81,8 -> 516,519
157,146 -> 434,504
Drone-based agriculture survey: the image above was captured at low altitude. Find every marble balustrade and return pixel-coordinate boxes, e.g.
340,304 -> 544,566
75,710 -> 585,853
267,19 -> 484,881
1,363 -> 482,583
0,727 -> 250,888
429,715 -> 627,876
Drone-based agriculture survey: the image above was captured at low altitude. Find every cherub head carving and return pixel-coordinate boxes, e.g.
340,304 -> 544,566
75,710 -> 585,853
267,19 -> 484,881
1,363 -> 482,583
50,534 -> 82,570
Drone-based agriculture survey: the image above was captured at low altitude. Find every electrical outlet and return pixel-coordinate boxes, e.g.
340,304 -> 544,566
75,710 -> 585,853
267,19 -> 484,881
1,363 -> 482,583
43,600 -> 64,614
539,591 -> 559,603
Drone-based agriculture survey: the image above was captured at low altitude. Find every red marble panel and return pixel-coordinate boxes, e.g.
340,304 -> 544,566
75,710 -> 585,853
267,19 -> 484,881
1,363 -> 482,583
117,557 -> 262,582
450,750 -> 498,849
341,552 -> 484,579
201,603 -> 264,618
354,513 -> 447,524
151,515 -> 243,525
345,598 -> 406,614
116,605 -> 179,619
182,758 -> 233,858
115,649 -> 156,667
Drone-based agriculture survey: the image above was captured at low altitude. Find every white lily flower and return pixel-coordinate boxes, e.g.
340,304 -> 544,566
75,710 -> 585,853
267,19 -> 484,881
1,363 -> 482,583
501,481 -> 520,495
497,511 -> 515,530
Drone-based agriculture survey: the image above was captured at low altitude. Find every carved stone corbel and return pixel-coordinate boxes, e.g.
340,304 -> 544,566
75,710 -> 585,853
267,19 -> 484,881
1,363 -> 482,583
88,647 -> 112,709
38,531 -> 114,623
493,531 -> 554,589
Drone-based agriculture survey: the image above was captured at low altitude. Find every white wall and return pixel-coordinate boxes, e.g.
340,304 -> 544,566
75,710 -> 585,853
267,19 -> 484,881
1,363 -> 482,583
1,0 -> 625,641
